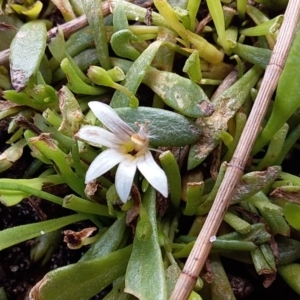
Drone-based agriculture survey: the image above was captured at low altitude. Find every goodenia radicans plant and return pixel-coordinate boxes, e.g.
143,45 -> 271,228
1,0 -> 300,299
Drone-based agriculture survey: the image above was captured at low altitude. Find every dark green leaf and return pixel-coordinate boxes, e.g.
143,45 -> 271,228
116,106 -> 201,147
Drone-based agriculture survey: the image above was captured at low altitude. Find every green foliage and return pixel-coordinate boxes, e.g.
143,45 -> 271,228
1,0 -> 300,299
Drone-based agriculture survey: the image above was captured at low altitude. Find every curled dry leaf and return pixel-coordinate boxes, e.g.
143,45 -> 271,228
29,133 -> 57,149
188,65 -> 263,169
126,184 -> 141,231
84,180 -> 100,198
0,22 -> 17,31
263,272 -> 277,288
58,85 -> 85,137
0,139 -> 27,173
29,276 -> 47,300
270,186 -> 300,204
0,99 -> 20,109
232,166 -> 281,204
63,227 -> 97,249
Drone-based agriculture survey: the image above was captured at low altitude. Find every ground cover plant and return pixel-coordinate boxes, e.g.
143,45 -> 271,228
1,0 -> 300,299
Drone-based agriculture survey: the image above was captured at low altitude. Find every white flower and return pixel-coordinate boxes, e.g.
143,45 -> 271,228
75,101 -> 168,203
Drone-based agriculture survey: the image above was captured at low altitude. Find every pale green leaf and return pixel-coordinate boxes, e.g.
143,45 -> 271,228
125,188 -> 167,300
9,20 -> 47,91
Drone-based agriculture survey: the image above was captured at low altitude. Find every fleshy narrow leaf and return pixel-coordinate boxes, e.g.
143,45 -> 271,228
82,0 -> 111,70
0,214 -> 87,251
253,26 -> 300,154
0,175 -> 64,206
116,106 -> 201,147
270,185 -> 300,205
143,67 -> 213,118
231,166 -> 281,204
206,0 -> 230,54
210,254 -> 236,300
47,25 -> 65,63
58,86 -> 85,137
188,65 -> 263,169
111,40 -> 163,108
9,20 -> 47,91
278,263 -> 300,295
0,15 -> 23,51
232,43 -> 271,69
30,245 -> 132,300
284,202 -> 300,231
80,218 -> 127,262
110,57 -> 213,118
277,237 -> 300,265
248,192 -> 290,236
29,133 -> 86,197
0,138 -> 27,173
125,187 -> 167,299
50,0 -> 76,21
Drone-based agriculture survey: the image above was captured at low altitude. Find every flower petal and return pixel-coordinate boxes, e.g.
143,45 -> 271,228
85,149 -> 124,183
137,151 -> 168,197
75,125 -> 122,149
89,101 -> 134,137
115,159 -> 137,203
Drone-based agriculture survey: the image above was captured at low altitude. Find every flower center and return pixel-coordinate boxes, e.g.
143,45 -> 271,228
129,132 -> 148,155
123,123 -> 149,157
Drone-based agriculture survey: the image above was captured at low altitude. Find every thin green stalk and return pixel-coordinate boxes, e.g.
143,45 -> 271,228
159,150 -> 181,208
0,182 -> 63,205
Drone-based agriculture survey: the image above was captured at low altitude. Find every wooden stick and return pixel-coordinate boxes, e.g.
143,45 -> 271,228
170,1 -> 300,299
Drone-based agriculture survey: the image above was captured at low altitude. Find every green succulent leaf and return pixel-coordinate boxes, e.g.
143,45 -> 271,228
0,15 -> 23,51
125,187 -> 167,299
116,106 -> 201,147
30,245 -> 132,300
0,214 -> 87,251
9,20 -> 47,91
284,202 -> 300,231
278,263 -> 300,295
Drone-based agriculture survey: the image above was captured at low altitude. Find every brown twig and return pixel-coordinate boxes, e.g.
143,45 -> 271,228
170,1 -> 300,299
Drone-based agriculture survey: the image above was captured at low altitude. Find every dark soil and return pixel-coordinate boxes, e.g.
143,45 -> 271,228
0,200 -> 86,299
